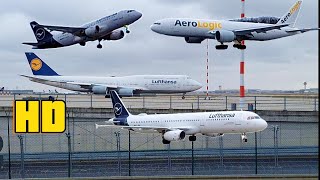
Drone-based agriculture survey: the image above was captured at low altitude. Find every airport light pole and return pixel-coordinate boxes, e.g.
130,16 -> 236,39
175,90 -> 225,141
239,0 -> 246,109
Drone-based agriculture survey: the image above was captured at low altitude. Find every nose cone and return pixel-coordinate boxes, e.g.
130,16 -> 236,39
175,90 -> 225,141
257,119 -> 268,131
194,81 -> 202,90
135,11 -> 142,19
150,21 -> 162,33
150,24 -> 157,32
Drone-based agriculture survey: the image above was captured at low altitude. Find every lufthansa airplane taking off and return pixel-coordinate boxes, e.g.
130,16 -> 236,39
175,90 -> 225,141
151,1 -> 319,50
21,53 -> 202,98
23,10 -> 142,49
96,91 -> 268,144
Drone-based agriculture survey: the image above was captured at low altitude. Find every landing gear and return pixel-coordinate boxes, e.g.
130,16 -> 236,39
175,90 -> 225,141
124,25 -> 130,33
189,135 -> 196,142
182,93 -> 186,99
241,133 -> 248,143
79,42 -> 86,46
97,39 -> 102,49
215,44 -> 228,50
162,139 -> 170,144
233,44 -> 246,50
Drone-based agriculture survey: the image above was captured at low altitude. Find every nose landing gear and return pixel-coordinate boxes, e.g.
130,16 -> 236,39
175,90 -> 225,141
241,133 -> 248,143
124,25 -> 130,33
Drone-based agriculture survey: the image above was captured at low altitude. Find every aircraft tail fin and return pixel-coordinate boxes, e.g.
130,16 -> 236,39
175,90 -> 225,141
110,90 -> 131,118
25,52 -> 60,76
277,1 -> 302,27
30,21 -> 53,42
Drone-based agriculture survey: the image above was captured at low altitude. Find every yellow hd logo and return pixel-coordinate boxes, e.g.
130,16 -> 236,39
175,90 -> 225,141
14,100 -> 66,133
30,58 -> 42,71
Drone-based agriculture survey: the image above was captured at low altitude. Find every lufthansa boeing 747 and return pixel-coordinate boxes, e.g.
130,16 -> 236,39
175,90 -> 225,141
21,53 -> 202,98
151,1 -> 319,50
23,10 -> 142,49
96,91 -> 268,144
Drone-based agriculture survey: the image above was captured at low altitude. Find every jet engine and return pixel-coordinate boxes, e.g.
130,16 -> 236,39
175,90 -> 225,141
92,86 -> 107,94
118,88 -> 134,97
103,30 -> 125,41
163,130 -> 186,141
203,133 -> 224,137
184,37 -> 205,44
85,25 -> 100,38
215,30 -> 236,43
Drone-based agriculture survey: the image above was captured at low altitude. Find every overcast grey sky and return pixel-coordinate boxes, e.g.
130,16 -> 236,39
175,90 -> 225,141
0,0 -> 318,92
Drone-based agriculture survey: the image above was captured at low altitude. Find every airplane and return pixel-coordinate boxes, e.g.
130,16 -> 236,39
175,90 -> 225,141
21,52 -> 202,98
23,10 -> 142,49
150,0 -> 319,50
96,91 -> 268,144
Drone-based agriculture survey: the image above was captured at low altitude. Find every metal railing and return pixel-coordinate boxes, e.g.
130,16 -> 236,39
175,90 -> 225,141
0,93 -> 318,111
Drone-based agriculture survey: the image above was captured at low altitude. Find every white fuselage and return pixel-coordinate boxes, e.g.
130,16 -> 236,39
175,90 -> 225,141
151,18 -> 301,41
117,111 -> 267,135
28,75 -> 202,94
52,10 -> 142,46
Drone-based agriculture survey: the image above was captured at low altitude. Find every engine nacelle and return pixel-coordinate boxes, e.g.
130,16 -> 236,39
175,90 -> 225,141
163,130 -> 186,141
185,37 -> 205,44
215,30 -> 236,43
203,133 -> 224,137
92,86 -> 107,94
85,25 -> 100,38
118,88 -> 134,97
103,30 -> 125,41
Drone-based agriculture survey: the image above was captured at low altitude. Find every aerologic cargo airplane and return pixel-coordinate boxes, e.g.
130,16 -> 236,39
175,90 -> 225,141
96,91 -> 268,144
151,0 -> 319,50
23,10 -> 142,49
21,52 -> 202,98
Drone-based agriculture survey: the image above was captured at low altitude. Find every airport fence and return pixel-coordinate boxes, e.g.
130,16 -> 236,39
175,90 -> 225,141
0,110 -> 318,178
0,93 -> 319,111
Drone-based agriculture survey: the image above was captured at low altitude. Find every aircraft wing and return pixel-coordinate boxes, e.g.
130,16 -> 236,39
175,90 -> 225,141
96,124 -> 193,132
67,82 -> 147,91
41,25 -> 85,36
208,23 -> 290,36
285,28 -> 320,33
233,23 -> 290,35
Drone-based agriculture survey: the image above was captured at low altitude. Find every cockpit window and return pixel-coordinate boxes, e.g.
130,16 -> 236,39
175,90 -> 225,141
127,10 -> 134,13
154,22 -> 161,25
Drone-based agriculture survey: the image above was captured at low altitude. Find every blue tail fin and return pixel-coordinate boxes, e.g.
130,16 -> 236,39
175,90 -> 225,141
110,90 -> 130,118
25,52 -> 60,76
30,21 -> 53,42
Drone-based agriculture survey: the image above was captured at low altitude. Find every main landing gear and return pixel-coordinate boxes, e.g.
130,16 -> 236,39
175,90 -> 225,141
233,44 -> 246,50
241,133 -> 248,143
97,39 -> 102,49
215,44 -> 228,50
124,25 -> 130,34
79,42 -> 86,46
182,93 -> 186,99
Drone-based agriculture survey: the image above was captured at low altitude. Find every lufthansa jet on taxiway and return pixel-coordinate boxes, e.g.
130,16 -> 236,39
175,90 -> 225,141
96,91 -> 268,144
23,10 -> 142,49
151,1 -> 319,50
21,53 -> 202,98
